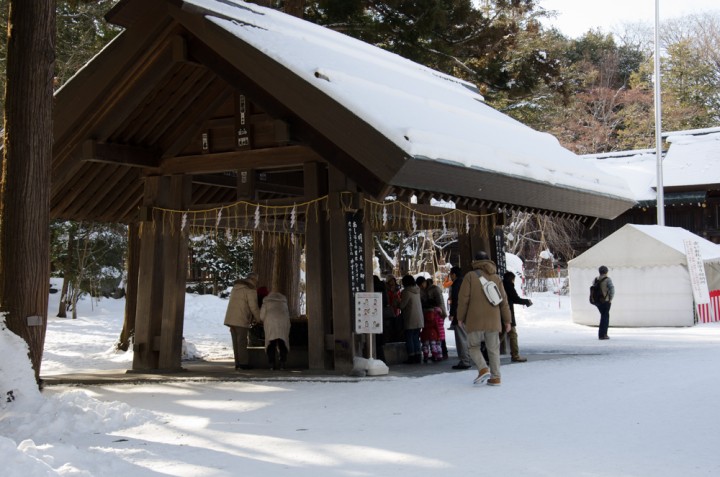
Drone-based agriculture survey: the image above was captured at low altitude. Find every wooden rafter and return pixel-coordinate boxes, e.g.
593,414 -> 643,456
82,140 -> 160,168
157,145 -> 323,175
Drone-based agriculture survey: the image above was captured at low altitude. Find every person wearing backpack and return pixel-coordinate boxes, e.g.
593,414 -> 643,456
456,252 -> 512,386
593,265 -> 615,340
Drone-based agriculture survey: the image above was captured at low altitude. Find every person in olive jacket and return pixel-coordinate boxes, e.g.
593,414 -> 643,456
224,273 -> 261,370
456,252 -> 512,386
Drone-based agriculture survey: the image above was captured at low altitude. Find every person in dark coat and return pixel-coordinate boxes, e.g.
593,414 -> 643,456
502,271 -> 533,363
594,265 -> 615,340
373,275 -> 389,362
448,266 -> 471,369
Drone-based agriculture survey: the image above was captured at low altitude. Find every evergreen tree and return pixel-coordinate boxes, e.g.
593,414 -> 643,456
304,0 -> 560,100
51,221 -> 127,319
189,232 -> 254,295
0,0 -> 55,384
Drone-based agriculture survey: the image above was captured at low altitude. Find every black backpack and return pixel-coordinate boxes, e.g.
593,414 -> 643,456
589,277 -> 607,305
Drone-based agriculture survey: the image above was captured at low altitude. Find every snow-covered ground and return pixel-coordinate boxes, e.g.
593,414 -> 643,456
2,281 -> 720,476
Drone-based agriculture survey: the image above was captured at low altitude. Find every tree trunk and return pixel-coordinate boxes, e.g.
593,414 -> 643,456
118,223 -> 139,351
57,278 -> 68,318
0,0 -> 55,384
56,225 -> 75,318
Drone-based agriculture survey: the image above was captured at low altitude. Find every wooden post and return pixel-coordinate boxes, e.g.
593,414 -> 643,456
304,161 -> 330,369
362,196 -> 376,358
328,189 -> 355,372
133,176 -> 167,370
158,175 -> 191,369
132,175 -> 191,371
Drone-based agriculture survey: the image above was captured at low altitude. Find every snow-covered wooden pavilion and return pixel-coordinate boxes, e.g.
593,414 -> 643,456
52,0 -> 635,372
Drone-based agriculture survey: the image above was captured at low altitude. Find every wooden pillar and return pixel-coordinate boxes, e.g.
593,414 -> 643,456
328,191 -> 354,371
133,175 -> 190,371
270,238 -> 301,316
363,198 -> 377,358
133,176 -> 167,370
305,162 -> 330,369
457,210 -> 493,270
327,166 -> 358,372
253,238 -> 274,290
158,175 -> 191,369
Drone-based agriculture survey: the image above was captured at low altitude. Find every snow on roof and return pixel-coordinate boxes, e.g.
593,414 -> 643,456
184,0 -> 634,201
587,151 -> 657,201
657,131 -> 720,188
582,128 -> 720,201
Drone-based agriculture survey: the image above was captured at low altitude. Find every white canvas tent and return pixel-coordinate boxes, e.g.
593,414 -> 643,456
569,224 -> 720,327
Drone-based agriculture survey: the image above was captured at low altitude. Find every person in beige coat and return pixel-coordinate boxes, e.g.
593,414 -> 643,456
224,273 -> 261,370
259,291 -> 291,370
456,252 -> 512,386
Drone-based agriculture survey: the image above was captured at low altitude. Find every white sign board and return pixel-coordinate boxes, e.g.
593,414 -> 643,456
354,292 -> 383,334
684,239 -> 710,305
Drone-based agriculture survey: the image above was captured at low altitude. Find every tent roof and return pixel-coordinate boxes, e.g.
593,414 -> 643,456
568,224 -> 720,269
51,0 -> 634,223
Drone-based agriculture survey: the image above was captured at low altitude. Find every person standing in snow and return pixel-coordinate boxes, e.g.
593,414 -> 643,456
259,291 -> 291,370
416,276 -> 448,361
594,265 -> 615,340
502,271 -> 532,362
224,273 -> 261,370
399,274 -> 424,364
456,252 -> 512,386
448,266 -> 472,370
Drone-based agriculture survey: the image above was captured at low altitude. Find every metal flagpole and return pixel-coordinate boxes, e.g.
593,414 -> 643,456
654,0 -> 665,226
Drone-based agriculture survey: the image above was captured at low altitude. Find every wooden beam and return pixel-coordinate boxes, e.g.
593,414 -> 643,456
82,140 -> 160,168
255,182 -> 304,197
192,173 -> 237,188
158,145 -> 324,175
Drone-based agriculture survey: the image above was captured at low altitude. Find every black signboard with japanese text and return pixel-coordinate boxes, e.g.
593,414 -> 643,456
346,211 -> 367,306
493,227 -> 506,277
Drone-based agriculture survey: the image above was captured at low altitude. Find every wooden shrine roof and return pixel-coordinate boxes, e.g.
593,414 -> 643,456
51,0 -> 635,225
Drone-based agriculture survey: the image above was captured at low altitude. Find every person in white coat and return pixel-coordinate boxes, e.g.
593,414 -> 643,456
259,291 -> 291,370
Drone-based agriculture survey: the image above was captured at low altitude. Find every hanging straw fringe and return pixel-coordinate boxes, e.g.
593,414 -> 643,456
150,195 -> 497,239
